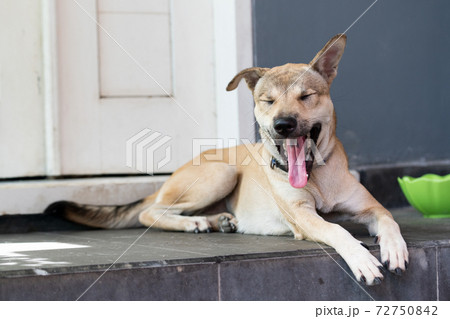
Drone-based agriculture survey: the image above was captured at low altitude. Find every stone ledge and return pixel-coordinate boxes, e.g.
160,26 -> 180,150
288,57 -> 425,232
0,207 -> 449,300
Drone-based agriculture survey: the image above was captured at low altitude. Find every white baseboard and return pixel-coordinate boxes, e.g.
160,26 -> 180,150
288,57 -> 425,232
0,176 -> 168,215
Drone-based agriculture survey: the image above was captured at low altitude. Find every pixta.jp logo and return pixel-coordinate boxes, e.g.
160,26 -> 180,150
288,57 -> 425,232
126,129 -> 172,174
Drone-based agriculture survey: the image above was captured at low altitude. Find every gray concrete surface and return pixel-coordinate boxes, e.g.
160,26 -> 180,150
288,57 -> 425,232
0,207 -> 449,300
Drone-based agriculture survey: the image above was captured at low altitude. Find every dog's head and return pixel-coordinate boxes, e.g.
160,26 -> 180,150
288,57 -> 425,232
227,34 -> 346,188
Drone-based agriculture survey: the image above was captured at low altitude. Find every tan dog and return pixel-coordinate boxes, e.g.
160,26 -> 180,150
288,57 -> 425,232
46,34 -> 408,285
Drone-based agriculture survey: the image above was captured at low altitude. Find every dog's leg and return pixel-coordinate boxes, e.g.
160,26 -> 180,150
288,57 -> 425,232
138,162 -> 238,233
336,178 -> 409,275
277,200 -> 385,285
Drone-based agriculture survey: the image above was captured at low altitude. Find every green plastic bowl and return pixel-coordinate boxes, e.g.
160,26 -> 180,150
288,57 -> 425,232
398,174 -> 450,218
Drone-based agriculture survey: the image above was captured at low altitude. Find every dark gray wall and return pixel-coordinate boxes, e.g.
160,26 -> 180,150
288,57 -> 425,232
252,0 -> 450,167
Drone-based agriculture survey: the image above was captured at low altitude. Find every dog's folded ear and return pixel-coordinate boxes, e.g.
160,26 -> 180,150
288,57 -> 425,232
226,67 -> 269,92
310,34 -> 347,85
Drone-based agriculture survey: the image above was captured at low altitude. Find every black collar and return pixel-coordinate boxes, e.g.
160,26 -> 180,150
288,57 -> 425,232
270,157 -> 288,173
269,146 -> 331,177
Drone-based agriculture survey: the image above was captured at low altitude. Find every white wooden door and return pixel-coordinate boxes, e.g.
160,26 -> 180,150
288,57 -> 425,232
0,0 -> 46,179
56,0 -> 217,175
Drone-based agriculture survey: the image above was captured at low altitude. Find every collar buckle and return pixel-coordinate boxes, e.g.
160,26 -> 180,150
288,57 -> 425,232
270,156 -> 288,173
270,157 -> 276,169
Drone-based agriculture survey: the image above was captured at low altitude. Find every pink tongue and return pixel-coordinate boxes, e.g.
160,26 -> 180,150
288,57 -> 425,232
287,137 -> 308,188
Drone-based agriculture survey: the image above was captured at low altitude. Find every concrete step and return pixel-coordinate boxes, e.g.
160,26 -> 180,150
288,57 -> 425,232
0,207 -> 449,301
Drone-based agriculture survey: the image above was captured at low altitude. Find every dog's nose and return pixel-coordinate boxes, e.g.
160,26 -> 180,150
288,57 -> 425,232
274,117 -> 297,137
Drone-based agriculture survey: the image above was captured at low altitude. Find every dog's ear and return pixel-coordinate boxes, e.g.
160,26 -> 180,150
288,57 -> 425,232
226,67 -> 269,92
310,34 -> 346,85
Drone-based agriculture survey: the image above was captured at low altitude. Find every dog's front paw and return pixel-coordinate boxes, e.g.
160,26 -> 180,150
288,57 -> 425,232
184,217 -> 212,233
340,242 -> 384,286
375,222 -> 409,275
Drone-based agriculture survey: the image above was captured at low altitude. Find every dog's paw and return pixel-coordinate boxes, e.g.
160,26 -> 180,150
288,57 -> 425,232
207,213 -> 238,233
218,214 -> 238,233
375,222 -> 409,275
184,217 -> 212,233
341,242 -> 384,286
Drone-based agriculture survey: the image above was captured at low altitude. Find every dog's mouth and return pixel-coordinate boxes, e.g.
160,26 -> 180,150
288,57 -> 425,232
276,123 -> 322,188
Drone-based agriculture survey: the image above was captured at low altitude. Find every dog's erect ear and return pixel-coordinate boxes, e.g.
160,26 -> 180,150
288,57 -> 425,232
310,34 -> 347,85
226,67 -> 269,92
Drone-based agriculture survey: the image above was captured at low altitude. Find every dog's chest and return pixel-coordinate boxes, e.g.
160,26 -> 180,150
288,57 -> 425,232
232,204 -> 293,236
303,180 -> 336,213
227,176 -> 293,236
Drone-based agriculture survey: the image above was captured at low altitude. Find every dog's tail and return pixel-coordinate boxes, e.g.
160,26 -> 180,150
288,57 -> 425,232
44,194 -> 156,229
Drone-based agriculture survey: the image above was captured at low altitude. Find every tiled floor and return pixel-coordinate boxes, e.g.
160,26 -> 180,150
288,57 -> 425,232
0,207 -> 449,300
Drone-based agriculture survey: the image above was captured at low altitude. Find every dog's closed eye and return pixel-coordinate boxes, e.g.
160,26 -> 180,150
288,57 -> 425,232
261,99 -> 274,105
299,90 -> 317,102
299,94 -> 313,101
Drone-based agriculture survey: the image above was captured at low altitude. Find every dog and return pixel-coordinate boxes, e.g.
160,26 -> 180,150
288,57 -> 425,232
45,34 -> 408,285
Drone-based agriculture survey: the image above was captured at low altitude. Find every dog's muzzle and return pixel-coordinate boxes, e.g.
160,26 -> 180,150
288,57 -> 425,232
272,123 -> 322,188
273,116 -> 297,137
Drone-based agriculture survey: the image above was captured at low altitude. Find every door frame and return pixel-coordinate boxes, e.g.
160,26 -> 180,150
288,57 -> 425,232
213,0 -> 255,142
42,0 -> 61,176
